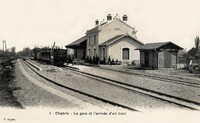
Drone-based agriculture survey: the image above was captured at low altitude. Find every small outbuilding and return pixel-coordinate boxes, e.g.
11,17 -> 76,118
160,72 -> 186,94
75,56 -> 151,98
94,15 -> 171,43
136,42 -> 183,69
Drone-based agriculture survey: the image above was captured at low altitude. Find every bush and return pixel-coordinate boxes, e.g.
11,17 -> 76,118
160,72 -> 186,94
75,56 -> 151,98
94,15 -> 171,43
189,65 -> 200,74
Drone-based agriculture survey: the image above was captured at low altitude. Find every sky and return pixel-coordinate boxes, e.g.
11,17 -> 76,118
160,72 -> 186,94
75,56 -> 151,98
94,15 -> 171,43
0,0 -> 200,51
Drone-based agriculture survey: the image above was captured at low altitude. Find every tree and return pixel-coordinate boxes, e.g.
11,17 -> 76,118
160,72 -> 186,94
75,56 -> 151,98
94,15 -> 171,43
10,47 -> 16,59
20,47 -> 31,57
0,50 -> 3,56
187,36 -> 200,58
194,36 -> 200,64
195,50 -> 200,59
195,36 -> 200,49
183,36 -> 200,68
195,50 -> 200,66
11,47 -> 16,54
188,47 -> 198,58
177,49 -> 187,63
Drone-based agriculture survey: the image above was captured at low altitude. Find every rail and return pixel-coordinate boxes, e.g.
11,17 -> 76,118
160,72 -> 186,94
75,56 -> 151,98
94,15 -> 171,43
22,59 -> 139,112
63,65 -> 200,110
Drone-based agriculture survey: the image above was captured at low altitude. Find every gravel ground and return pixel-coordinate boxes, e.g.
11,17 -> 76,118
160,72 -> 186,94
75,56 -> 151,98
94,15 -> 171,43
27,59 -> 189,111
18,59 -> 115,112
14,59 -> 87,109
69,65 -> 200,103
100,65 -> 200,82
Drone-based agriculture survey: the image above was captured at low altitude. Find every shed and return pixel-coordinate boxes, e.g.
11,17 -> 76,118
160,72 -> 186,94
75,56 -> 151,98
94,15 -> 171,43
136,42 -> 183,69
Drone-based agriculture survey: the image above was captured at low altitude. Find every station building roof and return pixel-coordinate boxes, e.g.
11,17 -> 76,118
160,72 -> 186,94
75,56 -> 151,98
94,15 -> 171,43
135,41 -> 183,50
99,34 -> 144,46
65,36 -> 87,48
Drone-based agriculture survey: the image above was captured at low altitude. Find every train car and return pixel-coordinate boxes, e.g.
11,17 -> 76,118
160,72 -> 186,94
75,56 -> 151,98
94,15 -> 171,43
37,48 -> 51,64
53,48 -> 67,67
34,47 -> 67,67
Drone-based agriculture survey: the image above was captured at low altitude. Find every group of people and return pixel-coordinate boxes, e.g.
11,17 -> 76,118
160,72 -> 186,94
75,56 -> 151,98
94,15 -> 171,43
103,56 -> 120,65
66,55 -> 121,65
85,56 -> 100,64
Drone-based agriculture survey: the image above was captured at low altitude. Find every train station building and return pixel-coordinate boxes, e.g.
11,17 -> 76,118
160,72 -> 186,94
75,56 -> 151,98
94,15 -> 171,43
66,14 -> 144,65
136,42 -> 183,69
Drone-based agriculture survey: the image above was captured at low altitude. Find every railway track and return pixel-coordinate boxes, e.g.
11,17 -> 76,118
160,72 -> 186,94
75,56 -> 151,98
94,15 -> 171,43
22,59 -> 139,112
63,65 -> 200,110
94,66 -> 200,88
22,59 -> 200,111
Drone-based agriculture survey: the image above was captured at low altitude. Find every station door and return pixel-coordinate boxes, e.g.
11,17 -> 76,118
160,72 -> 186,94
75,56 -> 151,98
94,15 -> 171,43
164,51 -> 172,68
144,52 -> 149,67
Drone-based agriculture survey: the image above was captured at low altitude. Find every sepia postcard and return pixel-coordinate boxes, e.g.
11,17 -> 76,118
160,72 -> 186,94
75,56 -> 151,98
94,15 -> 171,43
0,0 -> 200,123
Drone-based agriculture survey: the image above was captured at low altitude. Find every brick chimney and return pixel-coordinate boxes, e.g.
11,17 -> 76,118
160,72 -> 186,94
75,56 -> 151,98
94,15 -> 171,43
107,14 -> 112,22
122,15 -> 128,22
95,19 -> 99,26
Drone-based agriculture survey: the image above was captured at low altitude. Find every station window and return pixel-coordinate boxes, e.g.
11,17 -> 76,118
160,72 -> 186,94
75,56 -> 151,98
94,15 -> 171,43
122,48 -> 130,60
94,35 -> 97,45
102,48 -> 106,59
88,36 -> 91,46
88,49 -> 91,56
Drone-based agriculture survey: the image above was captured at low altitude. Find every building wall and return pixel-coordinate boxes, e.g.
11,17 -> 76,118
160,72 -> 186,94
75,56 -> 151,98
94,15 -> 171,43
149,51 -> 153,67
86,30 -> 99,58
67,48 -> 74,56
171,52 -> 177,68
75,48 -> 85,60
99,46 -> 107,60
164,51 -> 172,68
108,37 -> 141,65
153,52 -> 158,68
86,18 -> 139,61
140,50 -> 178,69
86,27 -> 100,58
140,51 -> 145,65
158,52 -> 165,68
148,51 -> 158,68
140,51 -> 158,68
158,51 -> 177,68
99,19 -> 137,44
